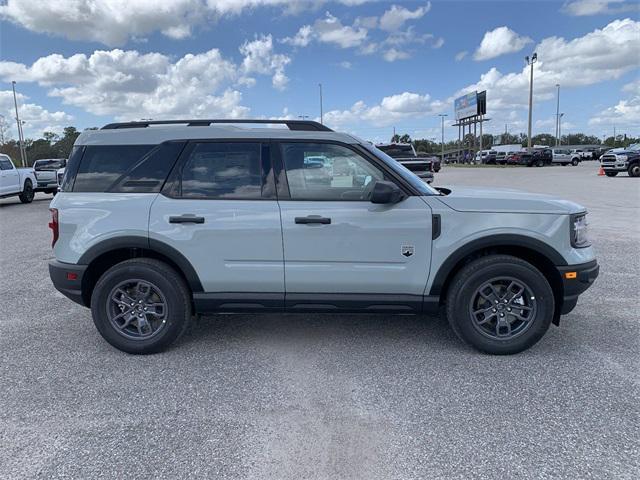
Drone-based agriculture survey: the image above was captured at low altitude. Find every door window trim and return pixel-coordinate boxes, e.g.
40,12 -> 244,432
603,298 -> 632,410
274,139 -> 416,201
161,139 -> 276,201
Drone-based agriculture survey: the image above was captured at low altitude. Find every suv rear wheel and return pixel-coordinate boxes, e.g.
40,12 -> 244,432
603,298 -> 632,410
445,255 -> 554,355
571,158 -> 579,166
91,258 -> 192,354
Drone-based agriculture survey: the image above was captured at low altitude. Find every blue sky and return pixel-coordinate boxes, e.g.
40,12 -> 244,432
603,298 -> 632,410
0,0 -> 638,143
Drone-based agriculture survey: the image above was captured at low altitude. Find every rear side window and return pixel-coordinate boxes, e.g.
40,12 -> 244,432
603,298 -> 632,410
110,142 -> 185,193
173,142 -> 265,199
73,145 -> 155,192
0,157 -> 12,170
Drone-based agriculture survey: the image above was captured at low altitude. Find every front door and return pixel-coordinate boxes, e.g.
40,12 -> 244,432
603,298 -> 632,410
149,141 -> 284,305
276,142 -> 432,310
0,156 -> 19,195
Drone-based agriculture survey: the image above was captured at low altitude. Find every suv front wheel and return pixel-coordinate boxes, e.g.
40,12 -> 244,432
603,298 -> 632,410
446,255 -> 554,355
91,258 -> 192,354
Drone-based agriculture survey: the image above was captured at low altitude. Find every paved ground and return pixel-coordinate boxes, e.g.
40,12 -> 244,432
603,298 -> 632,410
1,162 -> 638,479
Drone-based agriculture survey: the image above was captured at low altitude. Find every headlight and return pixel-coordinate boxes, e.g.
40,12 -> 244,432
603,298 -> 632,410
571,213 -> 590,248
618,155 -> 627,161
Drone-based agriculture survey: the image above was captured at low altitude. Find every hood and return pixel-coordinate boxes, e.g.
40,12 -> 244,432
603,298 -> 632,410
436,186 -> 584,214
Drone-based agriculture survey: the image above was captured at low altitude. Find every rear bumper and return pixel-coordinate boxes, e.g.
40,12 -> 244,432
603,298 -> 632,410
49,260 -> 88,307
557,260 -> 599,314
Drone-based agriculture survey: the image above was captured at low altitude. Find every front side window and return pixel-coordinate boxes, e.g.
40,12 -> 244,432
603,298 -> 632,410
281,143 -> 383,201
179,142 -> 264,199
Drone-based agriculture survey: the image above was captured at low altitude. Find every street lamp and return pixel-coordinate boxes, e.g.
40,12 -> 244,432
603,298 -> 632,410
438,114 -> 447,163
525,52 -> 538,151
555,84 -> 560,146
558,113 -> 564,145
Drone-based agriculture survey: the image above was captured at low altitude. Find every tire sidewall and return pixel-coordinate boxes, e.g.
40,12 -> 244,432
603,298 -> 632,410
449,260 -> 554,354
91,262 -> 190,354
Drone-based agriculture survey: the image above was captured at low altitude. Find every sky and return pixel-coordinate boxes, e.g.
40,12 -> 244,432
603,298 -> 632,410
0,0 -> 638,143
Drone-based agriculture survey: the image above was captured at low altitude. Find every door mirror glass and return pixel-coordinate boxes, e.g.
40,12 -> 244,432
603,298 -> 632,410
370,181 -> 403,204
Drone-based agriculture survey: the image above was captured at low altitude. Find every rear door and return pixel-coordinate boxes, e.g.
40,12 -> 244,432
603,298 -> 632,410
149,141 -> 284,306
275,141 -> 432,311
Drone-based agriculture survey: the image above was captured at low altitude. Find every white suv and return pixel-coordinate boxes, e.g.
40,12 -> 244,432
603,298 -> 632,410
49,120 -> 598,354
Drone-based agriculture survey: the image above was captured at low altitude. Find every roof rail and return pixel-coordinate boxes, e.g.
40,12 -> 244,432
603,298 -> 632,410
101,119 -> 333,132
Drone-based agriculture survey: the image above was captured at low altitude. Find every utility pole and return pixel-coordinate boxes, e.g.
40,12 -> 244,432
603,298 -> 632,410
12,81 -> 27,167
525,53 -> 538,152
558,113 -> 564,145
318,83 -> 323,125
555,84 -> 560,146
0,114 -> 6,144
438,114 -> 447,164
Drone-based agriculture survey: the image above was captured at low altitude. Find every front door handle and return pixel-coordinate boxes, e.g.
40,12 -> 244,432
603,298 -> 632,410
169,215 -> 205,224
295,215 -> 331,225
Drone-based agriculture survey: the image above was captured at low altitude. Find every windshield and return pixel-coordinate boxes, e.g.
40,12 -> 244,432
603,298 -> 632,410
362,143 -> 439,195
34,159 -> 65,170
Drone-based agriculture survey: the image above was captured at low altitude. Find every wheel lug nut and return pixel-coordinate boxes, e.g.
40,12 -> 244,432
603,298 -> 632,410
507,307 -> 512,311
500,313 -> 505,317
492,308 -> 497,313
494,300 -> 499,304
143,307 -> 147,311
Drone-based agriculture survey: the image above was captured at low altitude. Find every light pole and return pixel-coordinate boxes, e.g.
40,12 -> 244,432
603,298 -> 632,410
438,114 -> 447,163
12,81 -> 27,167
555,83 -> 560,146
525,53 -> 538,151
558,113 -> 564,145
318,83 -> 323,125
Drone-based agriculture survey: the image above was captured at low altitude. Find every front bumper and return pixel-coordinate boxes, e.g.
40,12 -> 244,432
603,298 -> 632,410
601,162 -> 628,172
49,260 -> 88,307
557,259 -> 599,314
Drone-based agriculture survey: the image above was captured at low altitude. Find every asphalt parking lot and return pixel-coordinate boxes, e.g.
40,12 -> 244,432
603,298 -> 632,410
1,162 -> 638,479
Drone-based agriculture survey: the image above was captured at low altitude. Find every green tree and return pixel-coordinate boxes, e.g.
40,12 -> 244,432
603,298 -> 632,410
53,126 -> 81,158
531,133 -> 555,146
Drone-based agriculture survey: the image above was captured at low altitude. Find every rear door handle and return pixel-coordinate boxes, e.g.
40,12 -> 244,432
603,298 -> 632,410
169,215 -> 205,224
295,215 -> 331,225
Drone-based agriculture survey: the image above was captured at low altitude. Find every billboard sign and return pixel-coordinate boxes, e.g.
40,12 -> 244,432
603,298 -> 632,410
454,92 -> 478,120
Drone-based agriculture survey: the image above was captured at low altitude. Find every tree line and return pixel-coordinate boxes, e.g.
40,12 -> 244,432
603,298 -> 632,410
0,126 -> 96,167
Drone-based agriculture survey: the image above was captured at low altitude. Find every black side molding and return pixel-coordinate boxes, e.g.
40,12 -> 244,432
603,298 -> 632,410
432,214 -> 441,240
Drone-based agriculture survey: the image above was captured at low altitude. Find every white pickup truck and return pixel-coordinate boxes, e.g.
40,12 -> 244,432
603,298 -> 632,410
0,154 -> 36,203
33,158 -> 66,195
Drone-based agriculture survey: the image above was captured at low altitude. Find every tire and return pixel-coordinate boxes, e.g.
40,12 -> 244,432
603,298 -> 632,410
445,255 -> 554,355
90,258 -> 192,354
605,171 -> 618,177
18,179 -> 34,203
628,163 -> 640,178
571,158 -> 579,166
535,159 -> 544,167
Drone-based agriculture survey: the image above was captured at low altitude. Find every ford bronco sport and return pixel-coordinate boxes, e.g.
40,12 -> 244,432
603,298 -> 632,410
49,119 -> 598,355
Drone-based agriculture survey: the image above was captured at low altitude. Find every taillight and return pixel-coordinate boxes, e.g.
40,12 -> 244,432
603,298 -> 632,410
49,208 -> 59,247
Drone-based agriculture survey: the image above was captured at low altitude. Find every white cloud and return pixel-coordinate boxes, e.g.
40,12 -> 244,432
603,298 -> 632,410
474,26 -> 533,61
282,12 -> 367,49
378,2 -> 431,32
562,0 -> 638,16
0,48 -> 264,121
0,90 -> 73,138
457,18 -> 640,117
383,48 -> 410,62
0,0 -> 377,46
324,92 -> 439,128
455,50 -> 468,61
589,79 -> 640,128
239,35 -> 291,90
338,61 -> 353,69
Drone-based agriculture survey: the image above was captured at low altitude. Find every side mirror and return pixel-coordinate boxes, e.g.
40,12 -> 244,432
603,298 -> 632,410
370,180 -> 404,204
